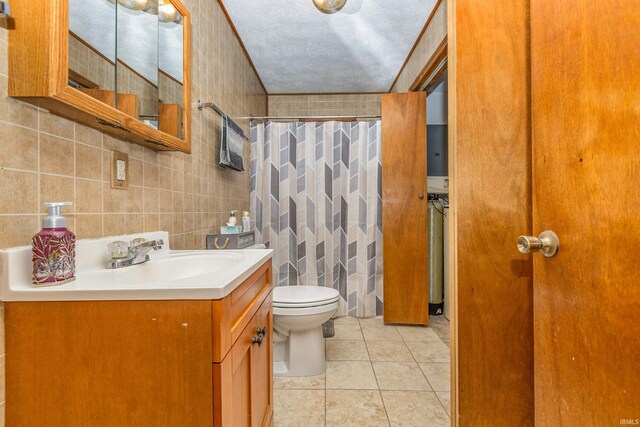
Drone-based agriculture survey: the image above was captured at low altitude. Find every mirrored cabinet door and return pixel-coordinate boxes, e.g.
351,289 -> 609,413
158,1 -> 185,139
68,0 -> 118,108
116,0 -> 160,126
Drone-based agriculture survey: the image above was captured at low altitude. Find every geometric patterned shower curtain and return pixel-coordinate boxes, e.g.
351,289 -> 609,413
250,121 -> 383,317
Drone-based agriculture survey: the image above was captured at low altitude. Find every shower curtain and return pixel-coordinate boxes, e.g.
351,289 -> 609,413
250,121 -> 383,317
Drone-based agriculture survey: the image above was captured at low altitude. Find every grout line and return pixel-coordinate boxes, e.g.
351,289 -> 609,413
73,124 -> 77,222
360,320 -> 392,427
36,109 -> 40,220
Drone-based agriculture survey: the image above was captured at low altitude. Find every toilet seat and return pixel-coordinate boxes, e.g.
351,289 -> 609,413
273,286 -> 340,308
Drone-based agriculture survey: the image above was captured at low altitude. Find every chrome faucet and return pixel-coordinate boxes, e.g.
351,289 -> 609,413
106,239 -> 164,269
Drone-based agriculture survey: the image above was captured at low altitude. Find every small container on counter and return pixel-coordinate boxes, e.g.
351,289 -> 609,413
242,211 -> 250,232
227,210 -> 237,226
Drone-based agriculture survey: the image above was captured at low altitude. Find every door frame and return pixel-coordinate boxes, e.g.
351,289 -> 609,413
445,1 -> 534,425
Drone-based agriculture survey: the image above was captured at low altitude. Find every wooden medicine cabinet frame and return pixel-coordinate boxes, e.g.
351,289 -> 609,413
8,0 -> 192,153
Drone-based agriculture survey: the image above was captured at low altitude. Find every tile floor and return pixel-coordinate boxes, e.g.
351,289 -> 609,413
274,316 -> 451,426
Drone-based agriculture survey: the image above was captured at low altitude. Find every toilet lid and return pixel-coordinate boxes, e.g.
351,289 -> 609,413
273,286 -> 340,307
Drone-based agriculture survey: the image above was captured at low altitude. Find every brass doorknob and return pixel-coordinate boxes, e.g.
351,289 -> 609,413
517,230 -> 559,257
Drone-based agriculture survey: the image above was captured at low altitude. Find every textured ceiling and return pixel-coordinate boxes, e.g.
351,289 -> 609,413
222,0 -> 436,93
69,0 -> 184,85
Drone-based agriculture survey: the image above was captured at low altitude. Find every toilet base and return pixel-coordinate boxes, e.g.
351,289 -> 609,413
273,326 -> 326,377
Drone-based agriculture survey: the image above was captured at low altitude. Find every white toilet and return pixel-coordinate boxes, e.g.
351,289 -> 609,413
272,285 -> 340,377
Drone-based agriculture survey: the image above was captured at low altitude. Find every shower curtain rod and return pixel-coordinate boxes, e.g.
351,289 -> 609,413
237,114 -> 382,121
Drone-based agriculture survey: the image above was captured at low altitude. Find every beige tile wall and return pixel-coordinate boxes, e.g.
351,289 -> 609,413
68,34 -> 116,92
268,94 -> 381,117
0,0 -> 266,422
391,0 -> 447,93
117,64 -> 158,118
159,72 -> 184,106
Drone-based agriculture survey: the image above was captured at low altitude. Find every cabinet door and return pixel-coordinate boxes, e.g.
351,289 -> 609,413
213,292 -> 273,427
251,294 -> 273,427
214,317 -> 254,427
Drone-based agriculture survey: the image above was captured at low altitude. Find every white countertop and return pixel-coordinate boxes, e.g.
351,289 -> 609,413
0,231 -> 273,302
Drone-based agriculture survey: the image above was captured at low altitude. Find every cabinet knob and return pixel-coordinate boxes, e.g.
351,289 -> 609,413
252,335 -> 264,346
257,326 -> 268,337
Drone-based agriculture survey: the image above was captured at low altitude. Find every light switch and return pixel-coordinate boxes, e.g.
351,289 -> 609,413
111,151 -> 129,189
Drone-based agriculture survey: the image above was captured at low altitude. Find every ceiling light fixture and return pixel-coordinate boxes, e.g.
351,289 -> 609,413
118,0 -> 149,11
106,0 -> 150,12
312,0 -> 347,14
158,0 -> 178,23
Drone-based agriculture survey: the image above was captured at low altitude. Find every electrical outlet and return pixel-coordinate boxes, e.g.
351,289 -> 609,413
116,160 -> 126,181
111,151 -> 128,189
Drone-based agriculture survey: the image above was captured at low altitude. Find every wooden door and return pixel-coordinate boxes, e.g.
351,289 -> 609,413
381,92 -> 429,325
449,0 -> 534,424
531,1 -> 640,424
251,294 -> 273,427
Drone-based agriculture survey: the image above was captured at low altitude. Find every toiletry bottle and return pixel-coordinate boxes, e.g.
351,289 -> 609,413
32,202 -> 76,286
242,211 -> 250,232
228,210 -> 237,226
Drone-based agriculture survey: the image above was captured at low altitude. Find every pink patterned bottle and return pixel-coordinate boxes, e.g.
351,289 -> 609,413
32,202 -> 76,286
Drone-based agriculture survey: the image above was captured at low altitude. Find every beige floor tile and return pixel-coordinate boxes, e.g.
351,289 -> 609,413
366,340 -> 414,362
381,391 -> 450,427
326,361 -> 378,390
326,390 -> 389,427
359,316 -> 385,327
273,389 -> 325,427
372,362 -> 431,391
406,340 -> 450,363
334,316 -> 360,325
326,340 -> 370,361
428,316 -> 451,345
396,325 -> 442,342
362,325 -> 403,341
328,324 -> 364,341
274,372 -> 325,390
419,363 -> 451,392
436,391 -> 451,417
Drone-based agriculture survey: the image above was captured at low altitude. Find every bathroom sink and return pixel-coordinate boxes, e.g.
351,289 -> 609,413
80,252 -> 244,285
0,231 -> 273,302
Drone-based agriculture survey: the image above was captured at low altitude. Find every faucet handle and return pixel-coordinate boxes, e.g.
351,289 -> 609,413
130,237 -> 146,247
108,241 -> 129,259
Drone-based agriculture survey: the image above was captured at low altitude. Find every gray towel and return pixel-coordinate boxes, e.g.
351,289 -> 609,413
220,114 -> 245,171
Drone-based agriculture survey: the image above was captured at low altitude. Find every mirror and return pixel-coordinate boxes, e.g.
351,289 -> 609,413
158,1 -> 185,139
67,0 -> 186,138
116,0 -> 159,127
68,0 -> 118,107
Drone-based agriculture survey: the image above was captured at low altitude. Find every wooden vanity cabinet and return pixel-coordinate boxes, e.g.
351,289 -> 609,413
5,260 -> 273,427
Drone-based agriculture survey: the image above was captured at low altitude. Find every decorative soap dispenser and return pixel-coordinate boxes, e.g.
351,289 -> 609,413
32,202 -> 76,286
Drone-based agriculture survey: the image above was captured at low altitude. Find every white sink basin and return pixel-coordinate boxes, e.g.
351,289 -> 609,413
0,231 -> 272,301
80,252 -> 244,285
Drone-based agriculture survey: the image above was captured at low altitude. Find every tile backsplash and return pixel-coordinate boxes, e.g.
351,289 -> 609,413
0,0 -> 267,422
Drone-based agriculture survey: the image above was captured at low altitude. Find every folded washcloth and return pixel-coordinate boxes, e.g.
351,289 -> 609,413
220,114 -> 246,171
